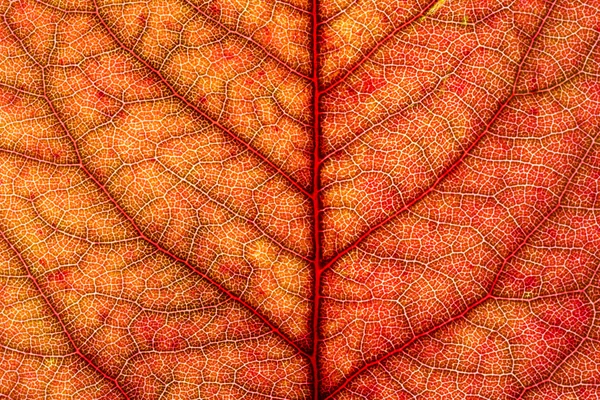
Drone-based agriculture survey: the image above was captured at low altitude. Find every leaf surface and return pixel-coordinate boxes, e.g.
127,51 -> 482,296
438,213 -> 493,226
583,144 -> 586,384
0,0 -> 599,398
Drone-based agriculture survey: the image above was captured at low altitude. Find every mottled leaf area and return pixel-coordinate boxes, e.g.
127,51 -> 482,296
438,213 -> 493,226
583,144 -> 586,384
0,0 -> 600,399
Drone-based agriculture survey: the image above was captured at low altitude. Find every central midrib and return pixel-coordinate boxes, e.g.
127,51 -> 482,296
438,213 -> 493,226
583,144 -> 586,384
310,0 -> 322,397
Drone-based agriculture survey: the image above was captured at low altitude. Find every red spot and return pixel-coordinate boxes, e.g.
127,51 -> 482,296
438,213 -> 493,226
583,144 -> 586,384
544,227 -> 558,241
532,187 -> 552,207
476,340 -> 497,356
359,383 -> 384,398
359,74 -> 386,94
165,20 -> 183,31
428,220 -> 438,231
529,74 -> 538,92
449,78 -> 468,96
242,366 -> 262,381
208,3 -> 220,15
561,297 -> 592,326
136,314 -> 164,347
138,13 -> 147,26
0,90 -> 19,107
524,276 -> 540,291
158,325 -> 185,351
14,0 -> 30,13
95,90 -> 113,109
539,297 -> 592,332
100,310 -> 110,324
223,49 -> 236,60
486,15 -> 498,30
337,85 -> 359,105
147,223 -> 162,236
318,31 -> 333,48
142,76 -> 157,87
46,268 -> 73,290
113,110 -> 126,122
218,262 -> 236,275
360,175 -> 401,218
499,139 -> 513,152
255,286 -> 266,297
261,26 -> 273,44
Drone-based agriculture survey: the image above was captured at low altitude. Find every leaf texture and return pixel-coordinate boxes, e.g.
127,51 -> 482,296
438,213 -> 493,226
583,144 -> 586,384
0,0 -> 599,398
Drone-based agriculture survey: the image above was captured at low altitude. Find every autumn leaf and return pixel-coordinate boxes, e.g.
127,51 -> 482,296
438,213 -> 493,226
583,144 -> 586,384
0,0 -> 599,398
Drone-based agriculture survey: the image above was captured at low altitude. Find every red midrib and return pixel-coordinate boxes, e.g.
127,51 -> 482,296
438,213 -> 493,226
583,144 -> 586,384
310,0 -> 322,397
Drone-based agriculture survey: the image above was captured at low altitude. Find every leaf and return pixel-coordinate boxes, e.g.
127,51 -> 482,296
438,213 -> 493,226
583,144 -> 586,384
0,0 -> 599,399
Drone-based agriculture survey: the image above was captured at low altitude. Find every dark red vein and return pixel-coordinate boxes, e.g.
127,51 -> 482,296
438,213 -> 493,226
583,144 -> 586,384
318,0 -> 440,94
323,2 -> 575,396
0,13 -> 130,396
515,310 -> 596,398
0,231 -> 131,400
320,0 -> 558,273
91,0 -> 311,199
325,119 -> 596,399
514,257 -> 600,398
4,0 -> 310,380
317,0 -> 360,26
65,131 -> 309,357
155,161 -> 313,263
179,0 -> 313,80
32,61 -> 310,363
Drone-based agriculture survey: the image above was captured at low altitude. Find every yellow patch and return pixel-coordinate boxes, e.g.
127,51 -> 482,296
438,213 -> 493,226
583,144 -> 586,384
427,0 -> 446,16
